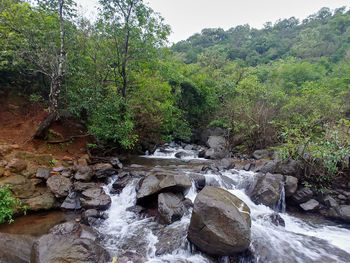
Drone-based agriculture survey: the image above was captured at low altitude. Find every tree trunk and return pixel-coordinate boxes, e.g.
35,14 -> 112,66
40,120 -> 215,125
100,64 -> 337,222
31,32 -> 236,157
34,0 -> 65,139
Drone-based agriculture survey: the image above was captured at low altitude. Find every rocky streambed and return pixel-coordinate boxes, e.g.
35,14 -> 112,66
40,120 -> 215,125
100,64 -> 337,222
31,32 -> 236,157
1,143 -> 350,262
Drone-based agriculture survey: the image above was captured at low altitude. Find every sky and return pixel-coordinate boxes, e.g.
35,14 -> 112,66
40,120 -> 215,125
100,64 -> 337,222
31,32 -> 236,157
76,0 -> 349,44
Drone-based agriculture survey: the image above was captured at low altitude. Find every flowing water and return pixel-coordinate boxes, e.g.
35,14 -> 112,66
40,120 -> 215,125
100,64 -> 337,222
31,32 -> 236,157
97,144 -> 350,263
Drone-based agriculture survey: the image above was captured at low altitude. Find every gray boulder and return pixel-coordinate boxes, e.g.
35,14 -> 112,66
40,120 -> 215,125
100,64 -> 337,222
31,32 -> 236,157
215,158 -> 235,170
24,190 -> 56,211
80,187 -> 111,210
61,192 -> 81,210
200,126 -> 226,144
204,136 -> 229,159
0,233 -> 34,263
249,173 -> 284,209
46,175 -> 72,198
252,149 -> 271,160
300,199 -> 320,212
74,182 -> 99,192
74,165 -> 93,182
158,192 -> 186,224
175,151 -> 192,159
93,163 -> 117,180
188,186 -> 251,256
36,168 -> 50,180
189,173 -> 206,191
136,173 -> 191,204
291,187 -> 313,204
284,176 -> 298,197
112,172 -> 132,194
110,157 -> 123,169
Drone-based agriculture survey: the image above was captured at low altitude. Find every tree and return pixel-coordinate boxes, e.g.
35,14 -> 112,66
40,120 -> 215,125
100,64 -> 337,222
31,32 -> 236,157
98,0 -> 170,98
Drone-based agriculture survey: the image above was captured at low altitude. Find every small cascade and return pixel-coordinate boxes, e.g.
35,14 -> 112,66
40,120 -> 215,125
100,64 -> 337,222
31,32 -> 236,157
96,144 -> 350,263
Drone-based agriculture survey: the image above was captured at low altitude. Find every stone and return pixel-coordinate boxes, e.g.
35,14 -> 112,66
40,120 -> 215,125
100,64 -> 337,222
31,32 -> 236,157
0,233 -> 35,263
204,136 -> 229,159
243,163 -> 252,171
47,175 -> 72,198
61,192 -> 81,210
94,163 -> 117,180
24,190 -> 56,211
249,173 -> 284,209
112,172 -> 132,194
110,157 -> 123,169
252,149 -> 271,160
74,182 -> 100,192
189,173 -> 206,191
175,151 -> 193,159
0,174 -> 35,199
13,151 -> 53,166
80,187 -> 111,210
137,173 -> 192,204
215,158 -> 235,170
6,158 -> 27,173
323,195 -> 338,208
300,199 -> 320,211
291,187 -> 313,204
36,168 -> 50,180
200,126 -> 226,145
52,166 -> 68,173
158,192 -> 186,224
74,165 -> 93,181
338,205 -> 350,223
284,176 -> 298,197
188,186 -> 251,256
268,213 -> 285,227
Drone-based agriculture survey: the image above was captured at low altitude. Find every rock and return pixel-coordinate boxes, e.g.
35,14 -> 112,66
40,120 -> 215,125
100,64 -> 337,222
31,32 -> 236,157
80,187 -> 111,210
74,165 -> 93,182
24,190 -> 56,211
175,151 -> 192,159
36,168 -> 51,180
6,158 -> 27,173
31,234 -> 111,263
200,126 -> 226,145
81,209 -> 101,225
117,252 -> 146,263
126,205 -> 145,214
61,192 -> 81,210
338,205 -> 350,223
13,151 -> 52,166
276,159 -> 303,177
255,161 -> 277,174
252,149 -> 271,160
322,195 -> 338,208
189,173 -> 206,191
112,172 -> 132,194
0,174 -> 35,198
47,175 -> 72,198
215,158 -> 235,170
48,221 -> 80,236
284,176 -> 298,197
249,173 -> 284,209
53,166 -> 68,173
94,163 -> 117,180
205,136 -> 229,159
74,182 -> 100,192
184,144 -> 194,151
198,149 -> 206,158
0,233 -> 35,263
136,173 -> 192,204
154,223 -> 188,256
243,163 -> 252,171
268,213 -> 285,227
188,186 -> 251,256
110,157 -> 123,169
291,187 -> 313,204
300,199 -> 320,211
158,192 -> 186,224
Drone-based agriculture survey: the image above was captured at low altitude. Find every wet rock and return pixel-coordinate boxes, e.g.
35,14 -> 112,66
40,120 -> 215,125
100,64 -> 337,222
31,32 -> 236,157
252,149 -> 271,160
36,168 -> 50,180
74,181 -> 99,192
204,136 -> 229,159
243,163 -> 252,171
24,190 -> 56,211
94,163 -> 117,180
0,174 -> 35,198
110,157 -> 123,169
136,173 -> 192,204
284,176 -> 298,197
61,192 -> 81,210
117,252 -> 146,263
255,161 -> 277,174
188,186 -> 251,256
80,187 -> 111,210
198,149 -> 206,158
74,165 -> 93,182
189,173 -> 206,191
338,205 -> 350,223
183,198 -> 193,209
300,199 -> 320,212
184,144 -> 194,151
158,192 -> 186,224
6,158 -> 27,173
31,234 -> 111,263
112,172 -> 132,194
46,175 -> 72,198
249,173 -> 283,209
48,221 -> 80,236
175,151 -> 192,159
0,233 -> 35,263
322,195 -> 338,208
269,213 -> 285,227
215,158 -> 235,170
126,205 -> 145,214
154,224 -> 188,256
291,187 -> 313,204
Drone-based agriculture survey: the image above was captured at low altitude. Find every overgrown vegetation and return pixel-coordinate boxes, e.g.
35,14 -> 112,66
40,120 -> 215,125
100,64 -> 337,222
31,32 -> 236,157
0,184 -> 22,224
0,1 -> 350,184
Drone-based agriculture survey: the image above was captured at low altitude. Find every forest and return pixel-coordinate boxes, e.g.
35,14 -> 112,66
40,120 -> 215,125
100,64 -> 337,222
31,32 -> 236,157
1,0 -> 350,186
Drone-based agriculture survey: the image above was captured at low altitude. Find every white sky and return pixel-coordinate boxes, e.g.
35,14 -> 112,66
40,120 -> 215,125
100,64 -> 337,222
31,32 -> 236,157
76,0 -> 349,44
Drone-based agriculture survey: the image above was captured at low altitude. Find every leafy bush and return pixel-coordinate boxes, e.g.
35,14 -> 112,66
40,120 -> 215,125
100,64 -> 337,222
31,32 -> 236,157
0,184 -> 21,224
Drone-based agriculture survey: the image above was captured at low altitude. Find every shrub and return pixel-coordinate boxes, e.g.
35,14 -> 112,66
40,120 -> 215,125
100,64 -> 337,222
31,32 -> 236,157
0,184 -> 22,224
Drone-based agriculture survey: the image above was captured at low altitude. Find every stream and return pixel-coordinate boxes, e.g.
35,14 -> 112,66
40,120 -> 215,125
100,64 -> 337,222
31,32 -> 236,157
96,144 -> 350,263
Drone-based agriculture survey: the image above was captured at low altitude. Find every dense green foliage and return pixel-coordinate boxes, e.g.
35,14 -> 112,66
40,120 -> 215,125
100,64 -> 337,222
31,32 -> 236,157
0,1 -> 349,182
0,184 -> 21,224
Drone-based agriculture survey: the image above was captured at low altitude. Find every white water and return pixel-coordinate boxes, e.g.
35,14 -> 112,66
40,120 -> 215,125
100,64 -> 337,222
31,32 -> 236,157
98,145 -> 350,263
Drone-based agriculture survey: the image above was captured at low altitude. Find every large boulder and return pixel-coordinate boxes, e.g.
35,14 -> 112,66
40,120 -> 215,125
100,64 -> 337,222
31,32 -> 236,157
205,136 -> 229,159
284,176 -> 298,197
112,172 -> 133,194
158,192 -> 186,224
327,205 -> 350,223
189,173 -> 206,191
36,168 -> 51,180
300,199 -> 319,212
74,165 -> 93,182
24,190 -> 56,211
80,187 -> 111,210
0,233 -> 35,263
0,174 -> 35,198
252,149 -> 271,160
74,182 -> 100,192
188,186 -> 251,256
136,173 -> 191,204
61,192 -> 81,210
200,126 -> 226,144
291,187 -> 313,204
46,175 -> 72,198
93,163 -> 117,180
248,173 -> 284,209
5,158 -> 27,173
